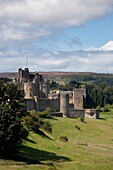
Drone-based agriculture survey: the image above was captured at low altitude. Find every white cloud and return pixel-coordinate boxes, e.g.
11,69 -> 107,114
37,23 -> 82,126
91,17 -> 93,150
86,41 -> 113,51
0,24 -> 51,41
99,41 -> 113,51
1,45 -> 113,73
0,0 -> 113,26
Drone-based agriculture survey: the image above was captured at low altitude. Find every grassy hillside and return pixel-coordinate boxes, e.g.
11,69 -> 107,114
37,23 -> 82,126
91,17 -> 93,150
0,111 -> 113,170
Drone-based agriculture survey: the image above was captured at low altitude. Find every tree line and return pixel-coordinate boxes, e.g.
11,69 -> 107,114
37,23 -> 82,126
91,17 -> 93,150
59,73 -> 113,86
86,82 -> 113,108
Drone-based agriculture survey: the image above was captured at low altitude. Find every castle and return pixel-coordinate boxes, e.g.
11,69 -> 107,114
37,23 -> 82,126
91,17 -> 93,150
14,68 -> 99,119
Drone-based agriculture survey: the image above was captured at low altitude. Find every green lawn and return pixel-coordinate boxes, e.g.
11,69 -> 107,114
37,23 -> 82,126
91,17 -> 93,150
1,111 -> 113,170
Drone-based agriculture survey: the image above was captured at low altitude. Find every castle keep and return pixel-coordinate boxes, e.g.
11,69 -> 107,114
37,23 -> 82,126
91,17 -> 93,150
14,68 -> 99,119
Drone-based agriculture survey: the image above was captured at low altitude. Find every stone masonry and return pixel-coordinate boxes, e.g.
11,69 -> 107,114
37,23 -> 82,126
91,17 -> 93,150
14,67 -> 99,119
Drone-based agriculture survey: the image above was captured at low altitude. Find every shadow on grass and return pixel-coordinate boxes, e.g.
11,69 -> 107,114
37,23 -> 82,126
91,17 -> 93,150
25,138 -> 37,144
98,117 -> 106,120
81,121 -> 87,123
34,129 -> 53,140
50,117 -> 59,121
15,145 -> 71,165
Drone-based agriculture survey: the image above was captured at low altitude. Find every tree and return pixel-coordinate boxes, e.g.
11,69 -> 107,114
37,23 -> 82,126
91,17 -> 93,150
0,81 -> 28,159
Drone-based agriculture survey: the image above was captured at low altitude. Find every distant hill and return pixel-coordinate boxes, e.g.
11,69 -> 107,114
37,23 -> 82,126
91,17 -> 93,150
0,71 -> 95,79
0,72 -> 17,79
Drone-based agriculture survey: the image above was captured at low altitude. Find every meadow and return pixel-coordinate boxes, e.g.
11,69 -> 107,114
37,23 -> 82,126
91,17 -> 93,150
0,111 -> 113,170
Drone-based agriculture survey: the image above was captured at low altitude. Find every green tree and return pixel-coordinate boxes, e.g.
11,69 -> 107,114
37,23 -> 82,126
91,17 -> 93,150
0,81 -> 28,159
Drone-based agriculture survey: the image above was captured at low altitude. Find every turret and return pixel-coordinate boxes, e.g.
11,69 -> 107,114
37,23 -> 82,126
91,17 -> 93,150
60,92 -> 69,117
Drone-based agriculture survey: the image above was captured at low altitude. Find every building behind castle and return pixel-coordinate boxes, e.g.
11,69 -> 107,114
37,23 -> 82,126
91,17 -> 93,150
14,68 -> 99,119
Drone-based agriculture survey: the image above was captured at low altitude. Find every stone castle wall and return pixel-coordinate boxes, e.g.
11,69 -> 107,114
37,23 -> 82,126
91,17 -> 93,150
25,97 -> 60,112
69,109 -> 85,118
24,97 -> 99,119
38,98 -> 60,111
25,99 -> 35,111
69,109 -> 99,118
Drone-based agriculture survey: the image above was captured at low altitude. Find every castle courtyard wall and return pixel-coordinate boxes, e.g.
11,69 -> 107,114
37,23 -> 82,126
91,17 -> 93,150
38,98 -> 60,111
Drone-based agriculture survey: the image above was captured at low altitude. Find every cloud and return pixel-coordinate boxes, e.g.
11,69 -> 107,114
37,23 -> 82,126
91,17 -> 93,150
0,22 -> 51,41
0,41 -> 113,73
85,41 -> 113,51
0,0 -> 112,46
0,0 -> 113,26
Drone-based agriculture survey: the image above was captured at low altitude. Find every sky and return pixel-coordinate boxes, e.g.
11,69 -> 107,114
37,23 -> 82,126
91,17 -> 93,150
0,0 -> 113,73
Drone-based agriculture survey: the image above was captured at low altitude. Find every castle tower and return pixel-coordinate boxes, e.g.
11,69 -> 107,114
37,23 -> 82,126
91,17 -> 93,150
18,67 -> 29,83
60,92 -> 69,117
23,68 -> 29,82
73,86 -> 86,109
42,79 -> 50,98
18,68 -> 23,83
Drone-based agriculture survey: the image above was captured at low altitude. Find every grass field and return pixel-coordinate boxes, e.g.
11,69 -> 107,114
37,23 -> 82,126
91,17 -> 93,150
0,111 -> 113,170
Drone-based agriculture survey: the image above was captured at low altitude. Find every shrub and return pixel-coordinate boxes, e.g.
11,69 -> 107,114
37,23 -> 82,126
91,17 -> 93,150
24,110 -> 52,134
24,112 -> 40,132
38,108 -> 52,118
42,121 -> 52,133
75,125 -> 81,130
80,117 -> 85,122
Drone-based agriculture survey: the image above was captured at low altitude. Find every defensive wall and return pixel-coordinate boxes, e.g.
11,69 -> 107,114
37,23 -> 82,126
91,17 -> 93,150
25,97 -> 60,112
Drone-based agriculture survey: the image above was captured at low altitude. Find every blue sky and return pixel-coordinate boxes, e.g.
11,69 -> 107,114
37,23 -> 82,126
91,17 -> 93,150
0,0 -> 113,73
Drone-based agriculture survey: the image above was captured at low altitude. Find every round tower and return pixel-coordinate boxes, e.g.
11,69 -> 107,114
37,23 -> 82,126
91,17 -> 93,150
60,93 -> 69,117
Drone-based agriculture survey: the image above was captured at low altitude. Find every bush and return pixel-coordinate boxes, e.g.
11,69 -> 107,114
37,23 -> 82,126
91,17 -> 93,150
38,108 -> 52,118
75,125 -> 81,130
24,110 -> 52,134
42,121 -> 52,133
24,112 -> 40,132
59,136 -> 68,142
80,117 -> 85,122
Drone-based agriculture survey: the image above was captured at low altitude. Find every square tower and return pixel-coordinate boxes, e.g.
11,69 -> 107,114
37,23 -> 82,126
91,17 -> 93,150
73,87 -> 86,109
